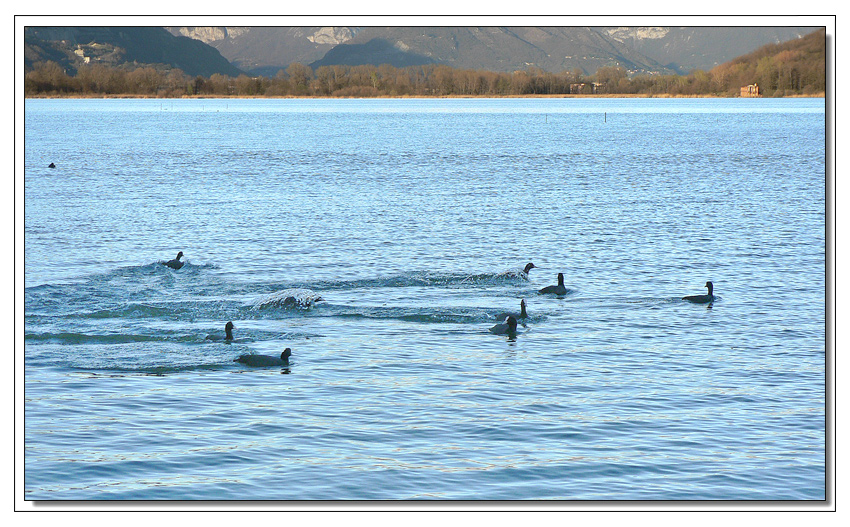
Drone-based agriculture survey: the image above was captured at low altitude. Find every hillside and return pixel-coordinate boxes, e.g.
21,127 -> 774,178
599,26 -> 819,74
708,27 -> 826,95
24,27 -> 244,78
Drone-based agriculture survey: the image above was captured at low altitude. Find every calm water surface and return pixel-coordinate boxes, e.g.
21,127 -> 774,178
23,97 -> 825,501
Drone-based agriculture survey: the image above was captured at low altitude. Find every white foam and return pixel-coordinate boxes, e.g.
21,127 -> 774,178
251,288 -> 324,309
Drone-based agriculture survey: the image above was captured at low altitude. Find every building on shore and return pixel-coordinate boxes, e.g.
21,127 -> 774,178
740,83 -> 760,97
570,83 -> 605,95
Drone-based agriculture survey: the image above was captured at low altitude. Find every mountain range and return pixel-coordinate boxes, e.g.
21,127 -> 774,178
24,25 -> 821,80
167,26 -> 820,77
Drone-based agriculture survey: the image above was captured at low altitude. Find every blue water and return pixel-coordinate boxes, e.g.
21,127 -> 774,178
23,97 -> 826,501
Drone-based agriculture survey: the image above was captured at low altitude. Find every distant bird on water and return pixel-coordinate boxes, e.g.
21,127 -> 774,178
206,321 -> 235,342
235,348 -> 292,367
539,273 -> 567,296
682,281 -> 716,304
48,162 -> 56,168
495,299 -> 528,321
163,251 -> 184,270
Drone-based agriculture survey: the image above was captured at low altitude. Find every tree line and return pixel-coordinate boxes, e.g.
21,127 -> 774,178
24,29 -> 825,98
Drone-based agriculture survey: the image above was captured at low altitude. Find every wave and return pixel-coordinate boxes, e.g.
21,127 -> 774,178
307,303 -> 519,324
598,295 -> 715,307
76,303 -> 175,319
281,269 -> 534,293
26,261 -> 219,290
81,261 -> 219,283
26,298 -> 254,325
24,331 -> 198,345
27,266 -> 531,307
69,362 -> 239,376
25,266 -> 550,352
250,288 -> 324,310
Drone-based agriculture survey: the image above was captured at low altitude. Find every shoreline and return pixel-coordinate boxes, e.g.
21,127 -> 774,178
25,92 -> 826,100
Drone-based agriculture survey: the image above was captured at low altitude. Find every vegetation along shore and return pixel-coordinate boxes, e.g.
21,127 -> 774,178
25,28 -> 825,99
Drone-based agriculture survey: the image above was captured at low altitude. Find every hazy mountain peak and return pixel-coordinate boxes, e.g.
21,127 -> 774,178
168,26 -> 251,44
605,27 -> 671,41
306,27 -> 357,45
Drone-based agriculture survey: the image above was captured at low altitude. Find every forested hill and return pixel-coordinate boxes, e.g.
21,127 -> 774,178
708,28 -> 825,96
24,27 -> 244,78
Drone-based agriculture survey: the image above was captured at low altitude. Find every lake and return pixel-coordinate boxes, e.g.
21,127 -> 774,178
23,97 -> 826,502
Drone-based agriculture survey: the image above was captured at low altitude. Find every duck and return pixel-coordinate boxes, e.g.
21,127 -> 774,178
163,251 -> 184,270
502,262 -> 536,279
235,348 -> 292,367
489,316 -> 518,335
495,299 -> 528,321
251,288 -> 324,309
682,281 -> 716,303
519,262 -> 536,277
539,273 -> 567,295
206,321 -> 235,342
48,162 -> 56,168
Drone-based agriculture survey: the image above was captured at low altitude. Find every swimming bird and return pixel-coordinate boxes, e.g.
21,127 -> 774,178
235,348 -> 292,367
539,273 -> 567,295
502,262 -> 536,279
682,281 -> 716,303
495,299 -> 528,321
489,316 -> 518,335
48,162 -> 56,168
251,288 -> 323,309
163,251 -> 184,270
519,262 -> 536,277
206,321 -> 235,342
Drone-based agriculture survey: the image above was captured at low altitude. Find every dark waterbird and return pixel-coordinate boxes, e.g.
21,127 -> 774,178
162,251 -> 185,270
489,316 -> 519,335
206,321 -> 235,342
235,348 -> 292,367
682,281 -> 716,304
48,162 -> 56,168
502,262 -> 535,279
495,299 -> 528,321
539,273 -> 567,295
251,288 -> 324,309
